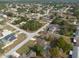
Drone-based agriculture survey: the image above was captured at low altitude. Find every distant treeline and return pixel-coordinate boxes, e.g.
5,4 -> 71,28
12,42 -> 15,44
0,0 -> 79,4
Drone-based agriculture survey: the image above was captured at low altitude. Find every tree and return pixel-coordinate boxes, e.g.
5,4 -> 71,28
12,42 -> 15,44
49,47 -> 61,58
0,44 -> 4,54
44,34 -> 53,41
32,44 -> 44,56
49,36 -> 73,57
73,8 -> 79,19
20,20 -> 42,31
51,17 -> 65,26
12,19 -> 22,25
12,16 -> 28,25
59,23 -> 76,37
63,44 -> 73,53
56,37 -> 66,48
56,36 -> 73,53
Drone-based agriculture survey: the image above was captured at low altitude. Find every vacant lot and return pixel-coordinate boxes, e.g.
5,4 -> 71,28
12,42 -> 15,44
3,25 -> 16,31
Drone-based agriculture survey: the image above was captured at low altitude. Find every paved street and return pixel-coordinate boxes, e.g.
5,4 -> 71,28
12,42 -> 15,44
6,23 -> 31,36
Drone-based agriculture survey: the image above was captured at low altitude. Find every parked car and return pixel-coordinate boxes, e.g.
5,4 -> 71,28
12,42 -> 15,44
71,37 -> 77,45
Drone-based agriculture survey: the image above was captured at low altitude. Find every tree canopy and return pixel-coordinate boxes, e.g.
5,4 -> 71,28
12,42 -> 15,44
20,20 -> 42,31
32,44 -> 44,56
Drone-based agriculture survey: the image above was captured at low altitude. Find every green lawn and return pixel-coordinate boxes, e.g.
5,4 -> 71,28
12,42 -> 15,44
16,40 -> 35,54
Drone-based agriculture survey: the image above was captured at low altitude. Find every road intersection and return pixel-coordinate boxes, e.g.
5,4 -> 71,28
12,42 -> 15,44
2,21 -> 51,58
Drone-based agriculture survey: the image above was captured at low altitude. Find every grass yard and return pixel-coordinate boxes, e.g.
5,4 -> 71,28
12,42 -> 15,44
16,40 -> 35,55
